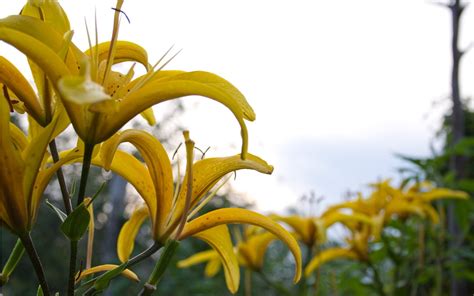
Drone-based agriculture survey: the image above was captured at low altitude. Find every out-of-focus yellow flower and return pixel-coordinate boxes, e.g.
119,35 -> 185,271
273,212 -> 373,247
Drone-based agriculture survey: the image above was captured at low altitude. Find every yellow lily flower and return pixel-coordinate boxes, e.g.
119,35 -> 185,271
273,212 -> 373,247
304,223 -> 372,276
42,129 -> 302,292
0,3 -> 255,155
0,94 -> 68,234
178,228 -> 298,293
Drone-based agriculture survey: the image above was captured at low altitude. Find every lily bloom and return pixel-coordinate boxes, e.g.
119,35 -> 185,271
0,95 -> 68,234
273,212 -> 373,248
0,3 -> 255,156
103,130 -> 301,293
46,129 -> 302,293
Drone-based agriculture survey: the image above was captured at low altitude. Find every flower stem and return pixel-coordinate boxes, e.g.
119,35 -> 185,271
77,143 -> 94,206
128,241 -> 163,268
49,139 -> 72,215
80,242 -> 163,296
67,241 -> 78,296
67,143 -> 94,296
139,240 -> 180,296
20,233 -> 50,296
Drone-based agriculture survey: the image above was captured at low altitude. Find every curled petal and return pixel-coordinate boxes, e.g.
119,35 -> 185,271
101,130 -> 173,236
75,264 -> 139,283
169,154 -> 274,232
85,41 -> 150,70
180,208 -> 302,283
192,225 -> 239,294
117,206 -> 149,262
0,57 -> 44,125
304,248 -> 358,277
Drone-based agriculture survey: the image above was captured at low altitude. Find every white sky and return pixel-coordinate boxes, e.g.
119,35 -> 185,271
2,1 -> 473,213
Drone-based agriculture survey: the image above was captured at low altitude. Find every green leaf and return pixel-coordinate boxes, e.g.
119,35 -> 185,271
45,199 -> 68,222
60,203 -> 90,241
93,261 -> 128,291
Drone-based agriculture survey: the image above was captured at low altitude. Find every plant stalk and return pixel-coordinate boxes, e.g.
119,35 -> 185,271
20,233 -> 50,296
49,139 -> 72,215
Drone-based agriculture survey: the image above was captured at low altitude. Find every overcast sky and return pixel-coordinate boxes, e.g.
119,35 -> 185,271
2,1 -> 473,213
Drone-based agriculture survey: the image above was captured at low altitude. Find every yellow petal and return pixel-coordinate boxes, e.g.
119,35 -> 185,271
98,71 -> 255,155
58,64 -> 111,105
177,249 -> 219,269
85,41 -> 150,71
0,56 -> 45,125
100,130 -> 173,237
0,16 -> 72,82
140,107 -> 156,126
238,232 -> 277,270
9,123 -> 28,152
304,248 -> 358,277
21,0 -> 71,35
180,208 -> 302,283
273,215 -> 315,246
192,225 -> 240,294
75,264 -> 139,283
322,212 -> 373,230
205,257 -> 223,278
117,206 -> 149,262
169,154 -> 274,232
23,108 -> 64,223
420,188 -> 469,202
0,97 -> 27,232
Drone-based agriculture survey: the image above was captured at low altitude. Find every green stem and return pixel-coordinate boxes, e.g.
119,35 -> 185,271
49,139 -> 72,215
140,240 -> 180,296
77,143 -> 94,206
80,242 -> 162,296
258,271 -> 292,296
366,260 -> 386,296
0,239 -> 25,286
67,143 -> 94,296
20,233 -> 50,296
67,241 -> 78,296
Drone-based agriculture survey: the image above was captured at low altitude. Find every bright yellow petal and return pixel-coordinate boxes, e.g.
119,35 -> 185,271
180,208 -> 302,283
169,154 -> 274,233
273,215 -> 315,246
304,248 -> 358,277
85,41 -> 150,71
205,257 -> 223,278
75,264 -> 139,283
98,71 -> 255,156
0,56 -> 45,125
0,95 -> 28,232
117,206 -> 149,262
100,130 -> 173,237
192,225 -> 239,294
177,249 -> 219,269
9,123 -> 28,152
420,188 -> 469,202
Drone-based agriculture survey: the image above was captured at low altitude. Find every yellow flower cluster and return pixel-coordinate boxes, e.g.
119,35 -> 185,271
0,1 -> 301,294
